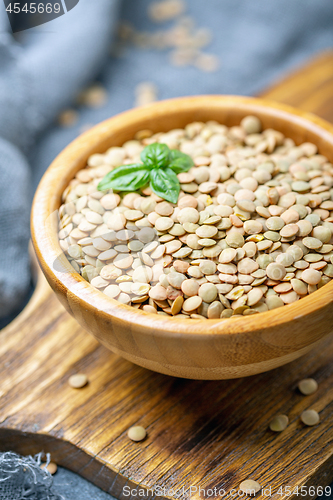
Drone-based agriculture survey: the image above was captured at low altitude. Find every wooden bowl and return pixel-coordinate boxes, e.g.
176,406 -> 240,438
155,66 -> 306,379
31,95 -> 333,380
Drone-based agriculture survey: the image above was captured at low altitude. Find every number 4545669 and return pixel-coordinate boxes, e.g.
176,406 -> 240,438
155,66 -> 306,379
277,486 -> 332,496
6,3 -> 61,14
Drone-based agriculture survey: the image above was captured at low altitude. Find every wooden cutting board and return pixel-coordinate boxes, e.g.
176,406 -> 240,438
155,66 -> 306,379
1,52 -> 333,500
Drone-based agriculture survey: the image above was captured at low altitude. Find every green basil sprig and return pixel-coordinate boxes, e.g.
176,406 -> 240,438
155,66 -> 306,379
97,143 -> 194,204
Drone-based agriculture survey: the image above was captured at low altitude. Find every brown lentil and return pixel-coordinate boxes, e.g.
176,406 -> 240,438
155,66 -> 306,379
68,373 -> 88,388
40,462 -> 58,475
239,480 -> 261,495
127,425 -> 147,441
269,414 -> 289,432
59,117 -> 333,319
300,409 -> 320,426
298,378 -> 318,395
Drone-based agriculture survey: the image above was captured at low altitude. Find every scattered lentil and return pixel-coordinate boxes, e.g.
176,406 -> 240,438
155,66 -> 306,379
40,462 -> 58,475
78,84 -> 108,108
68,373 -> 88,388
183,295 -> 202,312
300,409 -> 320,426
269,414 -> 289,432
58,109 -> 78,128
298,378 -> 318,395
127,425 -> 147,441
239,480 -> 261,495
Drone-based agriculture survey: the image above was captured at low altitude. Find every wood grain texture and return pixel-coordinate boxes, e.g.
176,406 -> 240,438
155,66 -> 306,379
31,97 -> 333,380
0,273 -> 333,500
1,51 -> 333,500
264,51 -> 333,120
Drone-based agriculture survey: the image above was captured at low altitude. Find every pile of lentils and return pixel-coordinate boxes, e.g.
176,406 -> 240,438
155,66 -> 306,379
58,116 -> 333,319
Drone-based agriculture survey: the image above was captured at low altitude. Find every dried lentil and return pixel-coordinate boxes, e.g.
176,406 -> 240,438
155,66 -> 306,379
298,378 -> 318,395
68,373 -> 88,388
301,409 -> 320,426
127,425 -> 147,441
269,414 -> 289,432
239,480 -> 261,495
59,117 -> 333,319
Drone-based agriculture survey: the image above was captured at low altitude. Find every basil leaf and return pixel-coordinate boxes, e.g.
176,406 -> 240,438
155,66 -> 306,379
169,149 -> 194,174
97,164 -> 150,192
150,167 -> 180,204
140,143 -> 170,169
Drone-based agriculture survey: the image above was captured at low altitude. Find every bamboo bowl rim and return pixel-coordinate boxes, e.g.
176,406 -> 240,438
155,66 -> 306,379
31,95 -> 333,339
